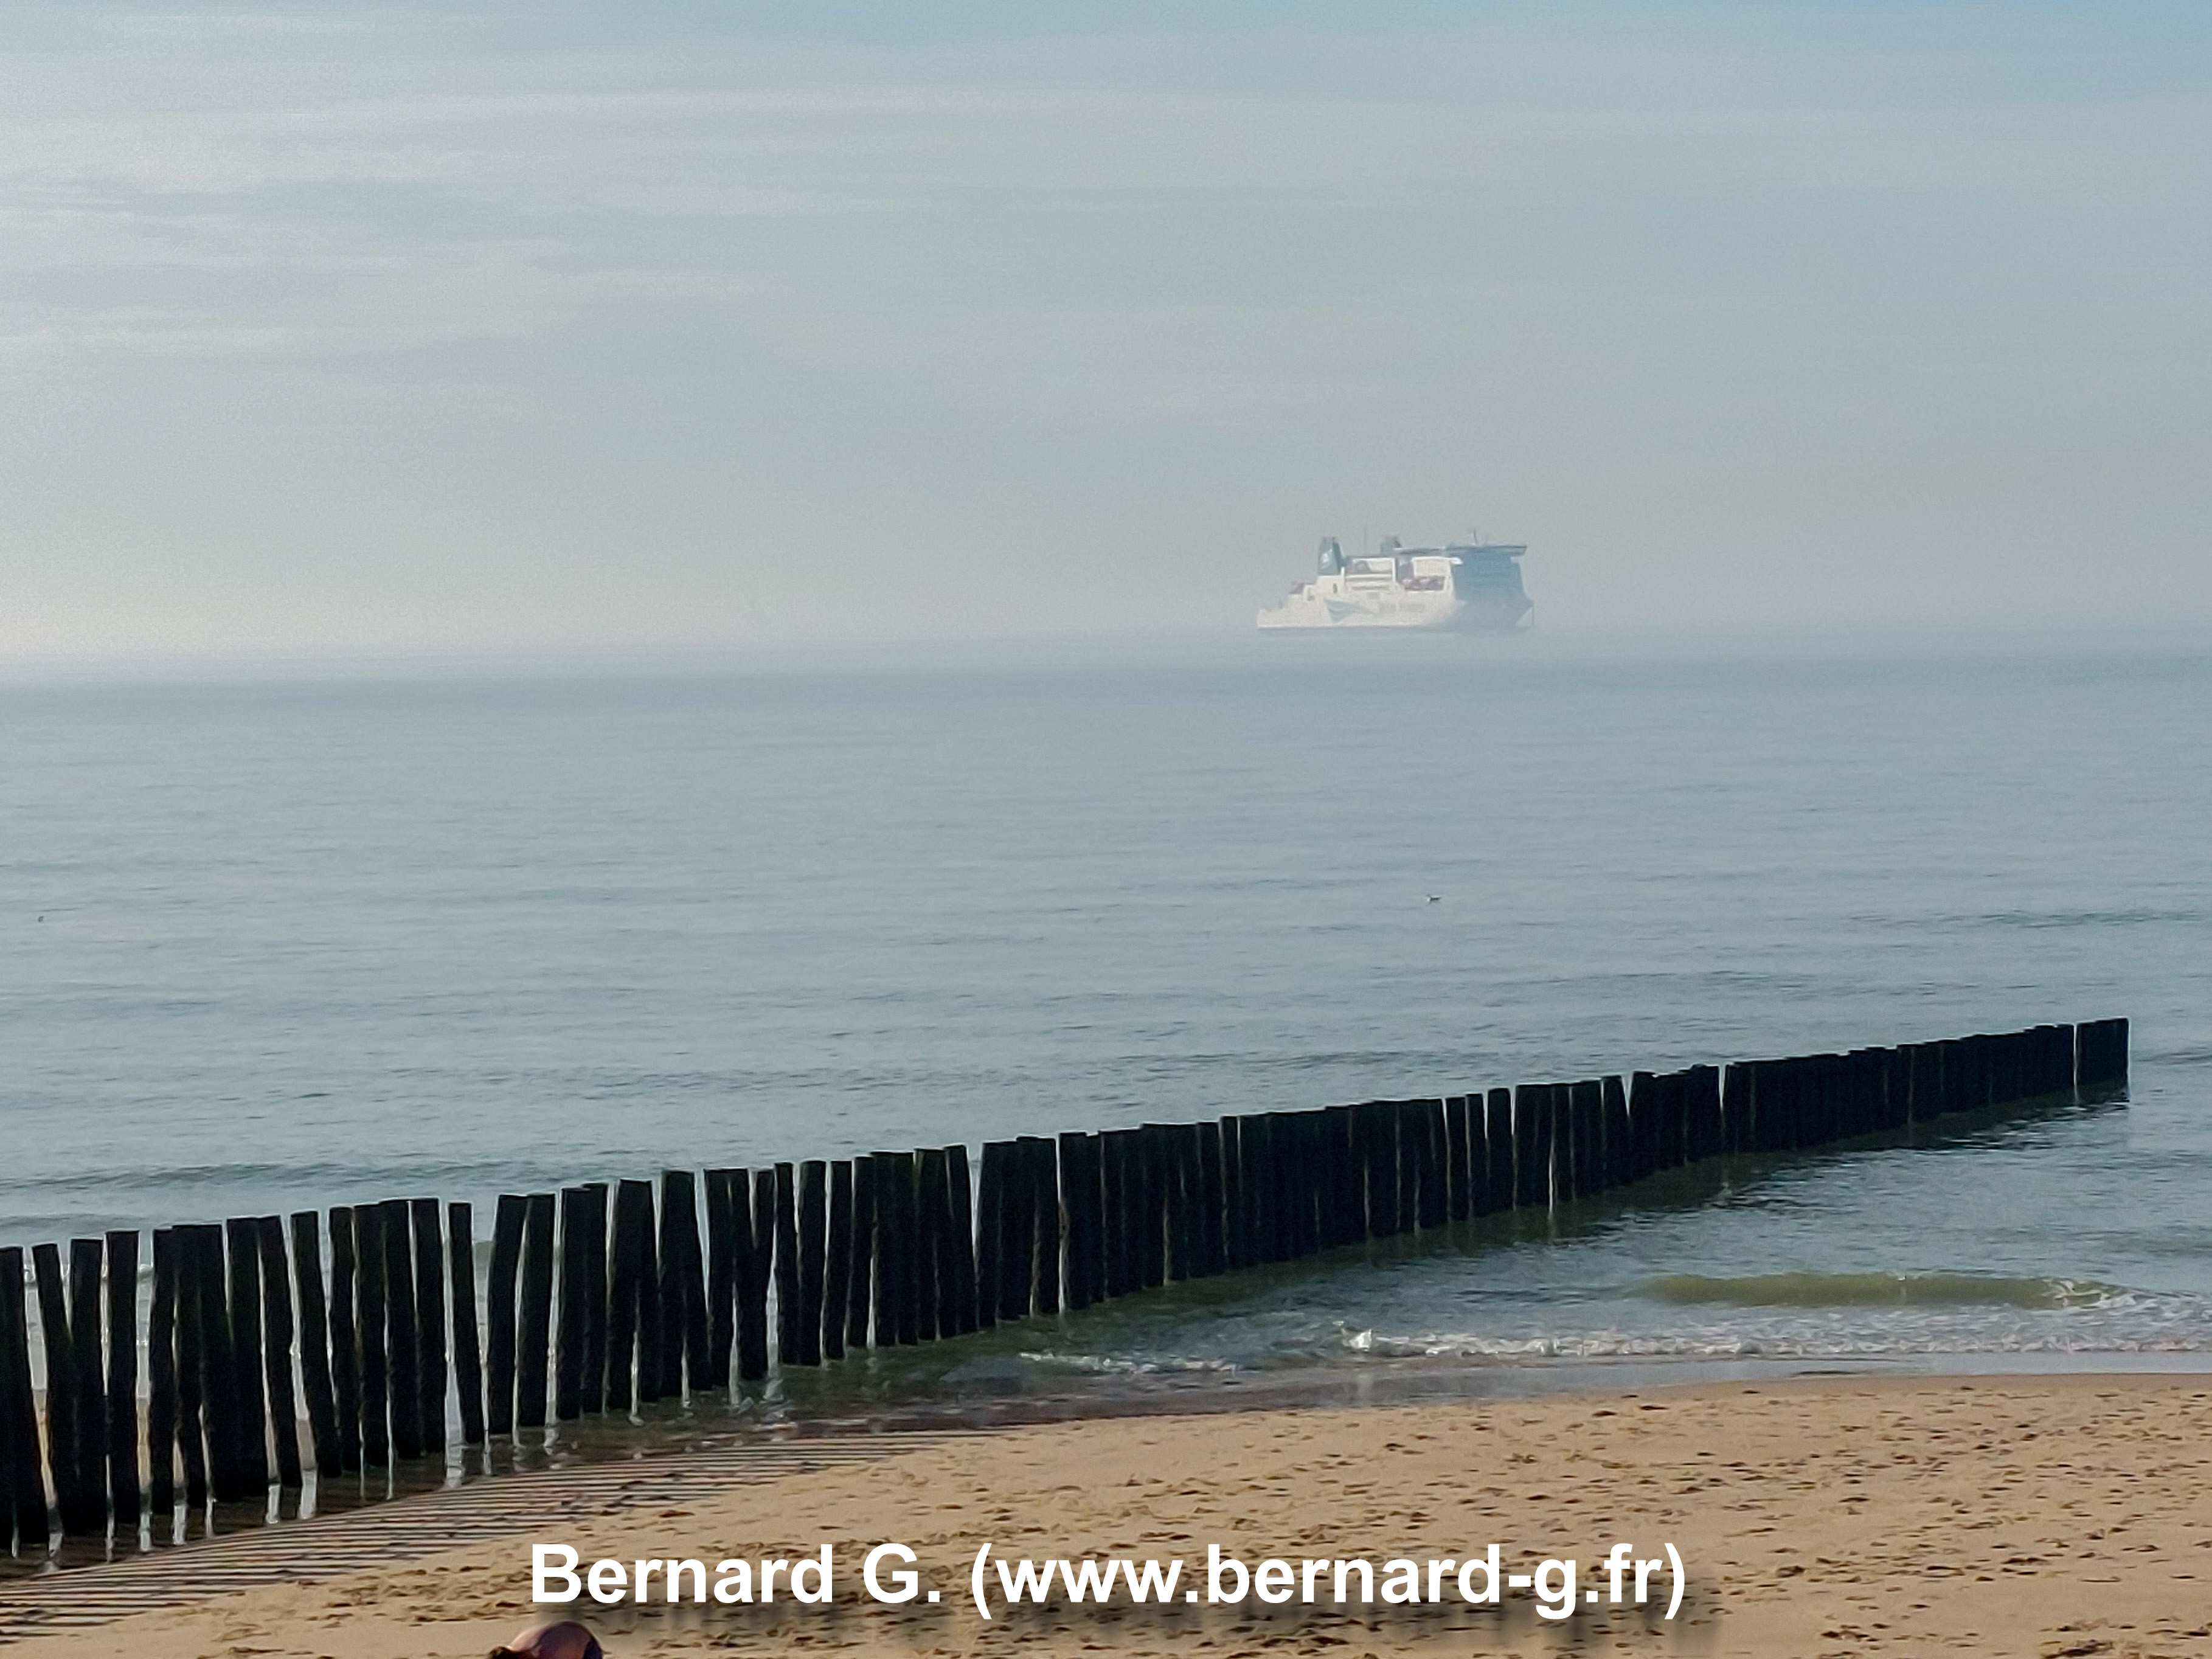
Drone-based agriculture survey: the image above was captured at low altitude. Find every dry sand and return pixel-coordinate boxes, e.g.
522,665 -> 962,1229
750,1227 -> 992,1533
9,1372 -> 2212,1658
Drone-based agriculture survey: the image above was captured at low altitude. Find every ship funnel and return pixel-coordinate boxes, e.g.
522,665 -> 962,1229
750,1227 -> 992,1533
1317,536 -> 1343,576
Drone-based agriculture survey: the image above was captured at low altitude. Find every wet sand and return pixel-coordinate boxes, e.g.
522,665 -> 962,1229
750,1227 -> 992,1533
9,1371 -> 2212,1657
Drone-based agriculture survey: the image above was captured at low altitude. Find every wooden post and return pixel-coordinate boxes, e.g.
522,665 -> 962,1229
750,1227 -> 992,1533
148,1228 -> 179,1517
1151,1126 -> 1184,1280
267,1225 -> 309,1481
945,1147 -> 979,1335
1269,1110 -> 1298,1256
446,1203 -> 485,1445
1271,1112 -> 1300,1258
1310,1104 -> 1344,1247
2000,1030 -> 2026,1105
1459,1096 -> 1490,1219
893,1151 -> 926,1340
1778,1055 -> 1803,1145
843,1159 -> 875,1353
516,1193 -> 556,1429
1645,1072 -> 1676,1177
191,1224 -> 244,1500
220,1221 -> 271,1494
1544,1084 -> 1570,1205
660,1171 -> 709,1392
409,1200 -> 446,1456
175,1227 -> 211,1504
376,1200 -> 421,1461
1575,1079 -> 1610,1194
1538,1088 -> 1565,1208
353,1204 -> 390,1467
1719,1064 -> 1749,1154
253,1218 -> 303,1491
33,1244 -> 88,1532
823,1160 -> 853,1359
2079,1017 -> 2128,1089
773,1163 -> 802,1363
1479,1089 -> 1509,1214
1160,1125 -> 1194,1282
1390,1103 -> 1420,1235
1600,1076 -> 1624,1189
1817,1054 -> 1846,1143
704,1171 -> 738,1387
1087,1129 -> 1115,1294
1926,1041 -> 1955,1118
483,1195 -> 524,1433
554,1188 -> 587,1421
1871,1048 -> 1905,1135
103,1229 -> 141,1525
611,1179 -> 654,1401
1443,1096 -> 1472,1222
1426,1099 -> 1452,1227
1062,1131 -> 1099,1301
1097,1132 -> 1132,1294
1348,1104 -> 1378,1235
740,1170 -> 772,1380
906,1152 -> 939,1343
580,1184 -> 608,1413
1286,1111 -> 1316,1257
1589,1079 -> 1615,1194
986,1145 -> 1026,1323
1631,1071 -> 1656,1180
973,1144 -> 1005,1327
1293,1110 -> 1326,1256
1193,1123 -> 1225,1278
1235,1114 -> 1270,1261
1668,1071 -> 1697,1170
0,1248 -> 49,1550
1028,1136 -> 1063,1315
288,1214 -> 342,1480
1214,1118 -> 1243,1269
1131,1126 -> 1167,1285
1056,1134 -> 1093,1307
64,1239 -> 108,1528
1184,1122 -> 1213,1270
796,1160 -> 828,1363
1352,1104 -> 1388,1238
1663,1070 -> 1699,1159
1735,1061 -> 1769,1152
327,1207 -> 361,1474
1508,1087 -> 1543,1210
602,1181 -> 639,1411
1853,1048 -> 1884,1137
606,1177 -> 641,1407
1572,1081 -> 1605,1197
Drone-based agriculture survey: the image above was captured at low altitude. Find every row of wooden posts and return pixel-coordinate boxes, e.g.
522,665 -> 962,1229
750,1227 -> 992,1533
0,1017 -> 2128,1550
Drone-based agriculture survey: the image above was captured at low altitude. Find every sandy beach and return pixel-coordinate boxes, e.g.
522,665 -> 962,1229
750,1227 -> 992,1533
7,1371 -> 2210,1657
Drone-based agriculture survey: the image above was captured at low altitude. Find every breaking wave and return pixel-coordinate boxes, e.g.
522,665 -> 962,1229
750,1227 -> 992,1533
1638,1272 -> 2120,1309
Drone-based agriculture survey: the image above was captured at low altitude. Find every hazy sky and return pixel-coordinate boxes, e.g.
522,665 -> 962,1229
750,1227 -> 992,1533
3,2 -> 2208,656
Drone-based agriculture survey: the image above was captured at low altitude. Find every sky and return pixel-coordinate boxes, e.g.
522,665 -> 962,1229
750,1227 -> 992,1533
2,1 -> 2208,656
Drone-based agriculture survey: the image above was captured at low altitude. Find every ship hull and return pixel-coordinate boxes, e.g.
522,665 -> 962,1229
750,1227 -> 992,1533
1257,591 -> 1477,629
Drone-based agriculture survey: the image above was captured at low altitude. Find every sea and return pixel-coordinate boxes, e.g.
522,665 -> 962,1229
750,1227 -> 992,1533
4,632 -> 2210,1430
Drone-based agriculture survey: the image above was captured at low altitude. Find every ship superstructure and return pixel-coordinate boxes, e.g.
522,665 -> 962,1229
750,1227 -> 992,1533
1257,535 -> 1533,632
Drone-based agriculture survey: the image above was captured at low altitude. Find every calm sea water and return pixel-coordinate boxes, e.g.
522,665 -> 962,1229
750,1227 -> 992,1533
4,634 -> 2210,1411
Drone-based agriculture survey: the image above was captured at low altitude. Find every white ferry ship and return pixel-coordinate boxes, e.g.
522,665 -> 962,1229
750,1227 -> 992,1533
1257,536 -> 1533,632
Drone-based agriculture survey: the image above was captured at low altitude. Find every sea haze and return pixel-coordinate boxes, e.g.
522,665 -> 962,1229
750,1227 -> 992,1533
2,634 -> 2208,1399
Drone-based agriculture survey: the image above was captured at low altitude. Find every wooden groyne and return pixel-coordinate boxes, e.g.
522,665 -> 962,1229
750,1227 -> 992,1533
0,1017 -> 2127,1550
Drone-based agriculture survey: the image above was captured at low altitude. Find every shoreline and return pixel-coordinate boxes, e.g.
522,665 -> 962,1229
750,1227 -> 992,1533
6,1367 -> 2212,1655
13,1344 -> 2212,1577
